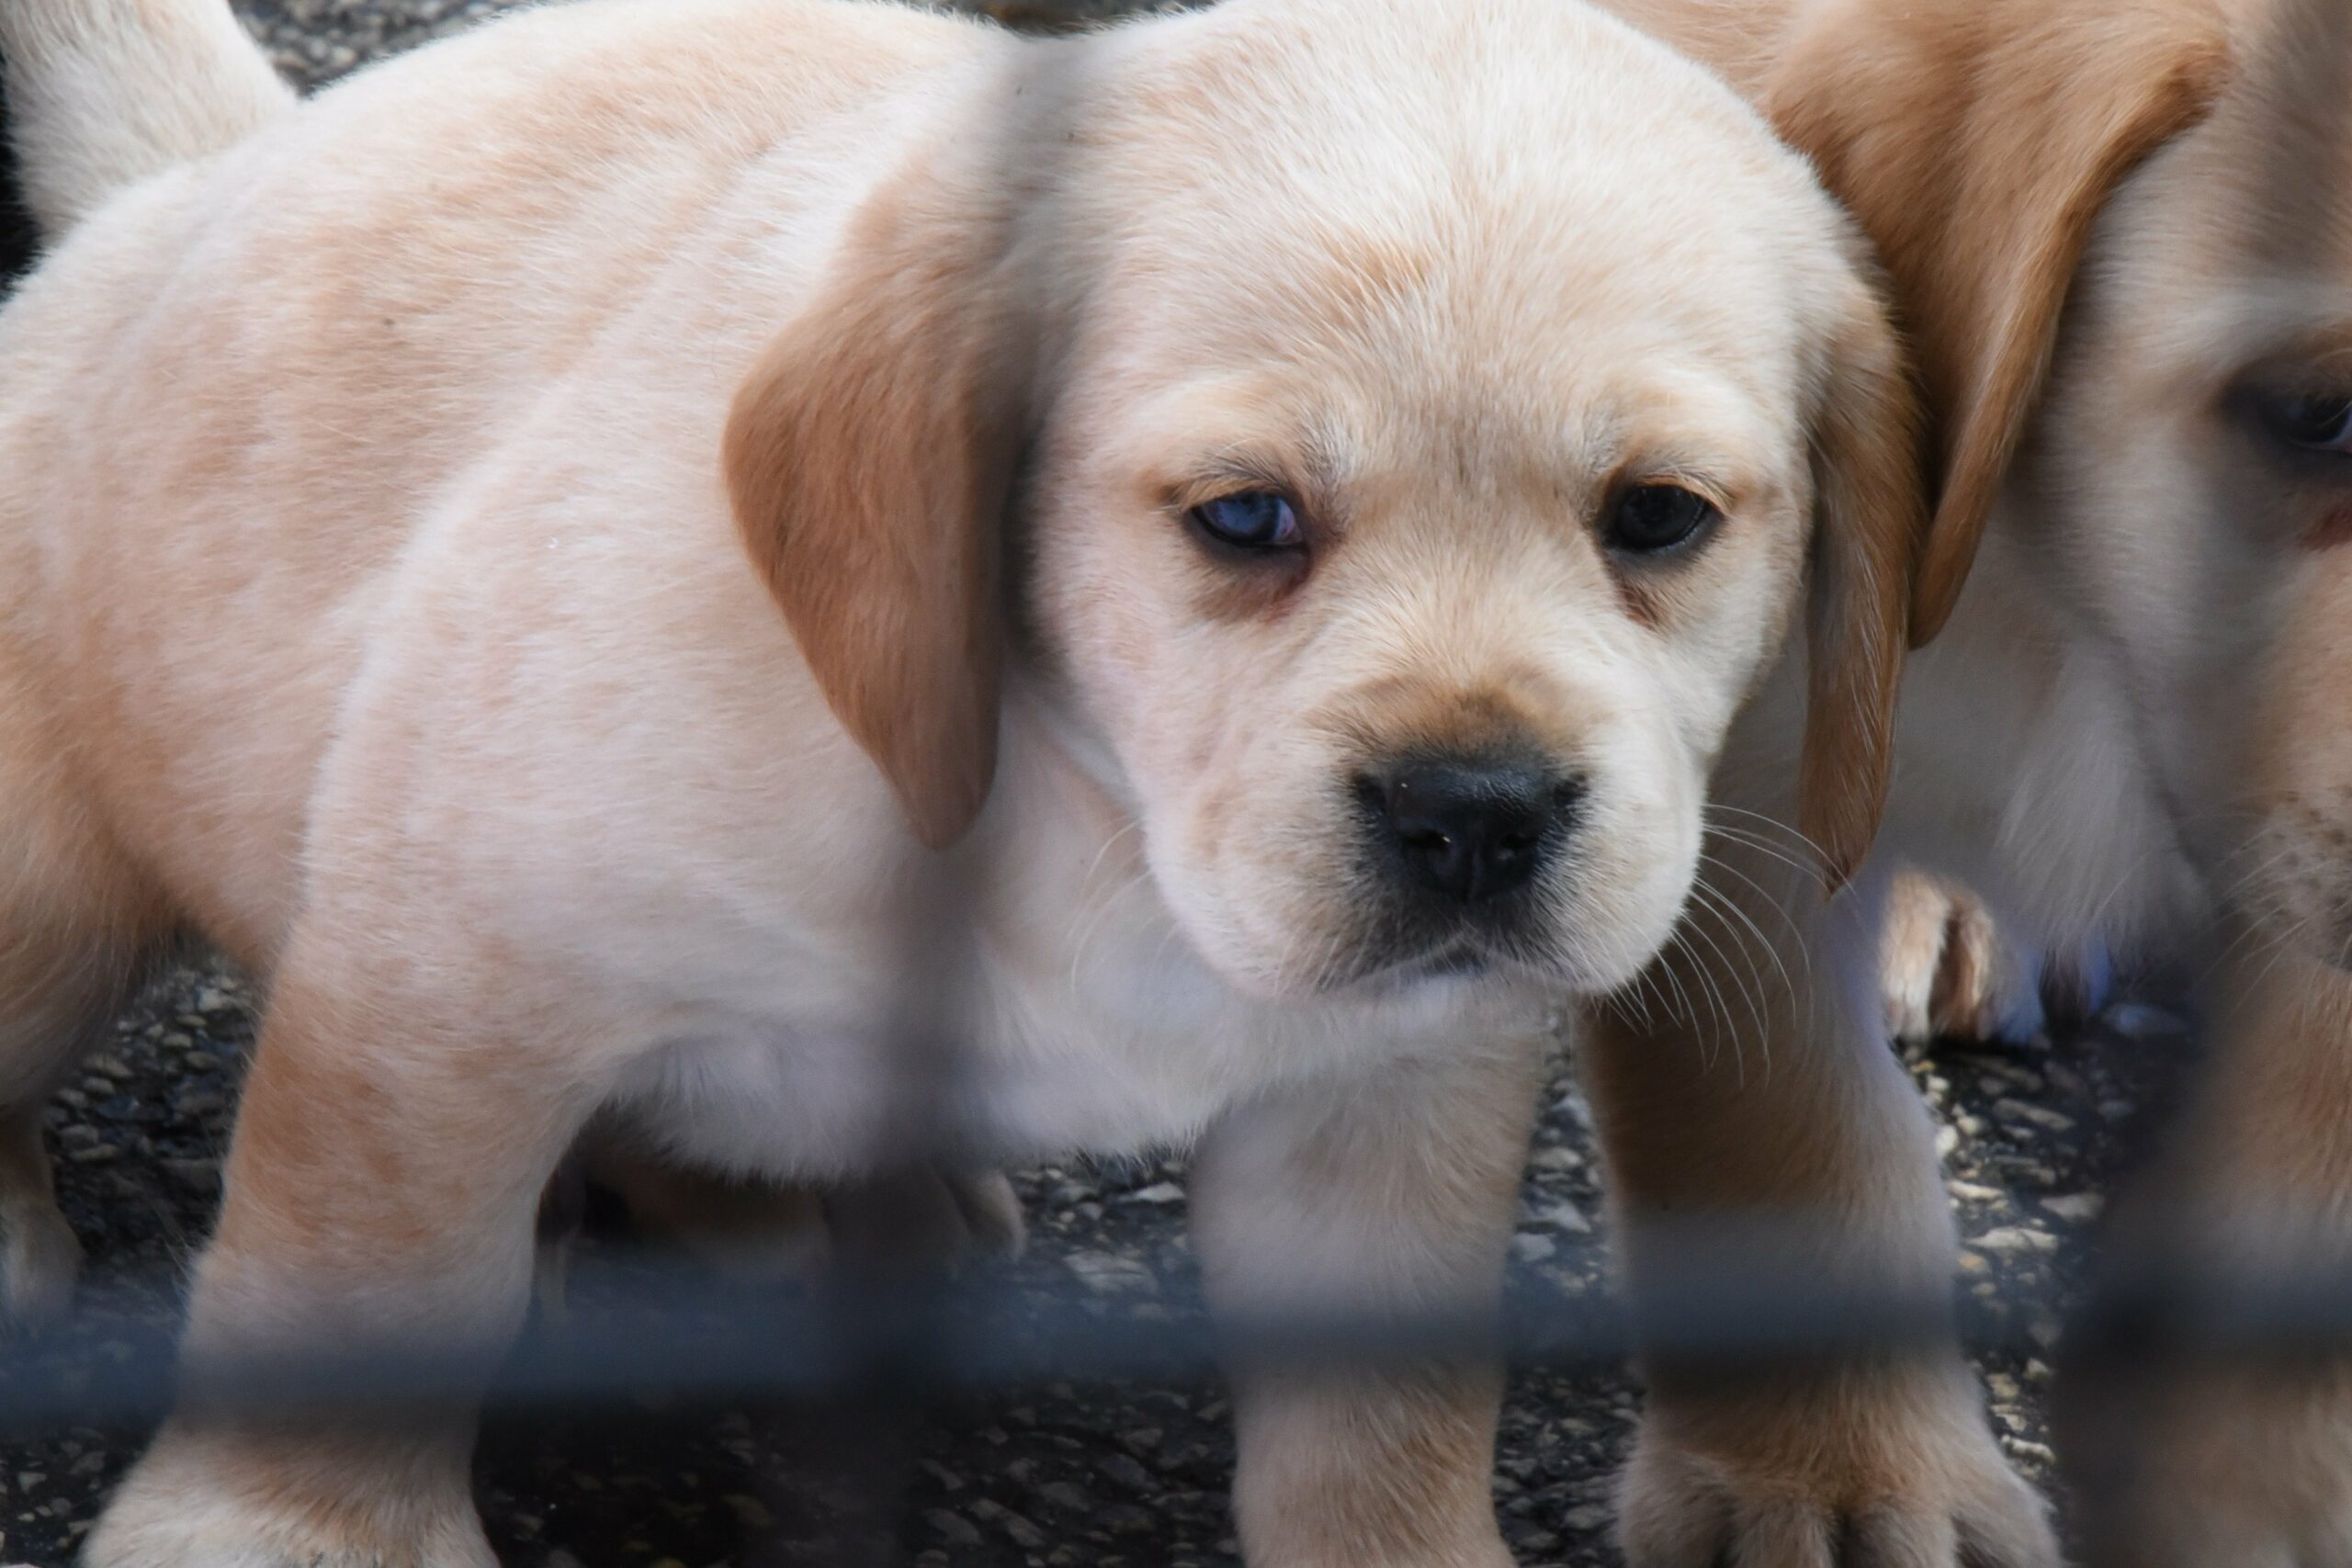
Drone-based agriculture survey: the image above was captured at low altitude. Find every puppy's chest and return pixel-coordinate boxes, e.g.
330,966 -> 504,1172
609,939 -> 1302,1179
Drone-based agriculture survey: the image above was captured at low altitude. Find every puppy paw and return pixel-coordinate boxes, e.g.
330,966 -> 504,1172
85,1427 -> 494,1568
1881,872 -> 2046,1047
824,1166 -> 1028,1280
1617,1361 -> 2059,1567
1,1196 -> 80,1327
579,1147 -> 1027,1286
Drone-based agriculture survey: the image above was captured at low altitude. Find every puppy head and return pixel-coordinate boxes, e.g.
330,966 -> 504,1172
728,0 -> 1921,1003
1781,0 -> 2352,964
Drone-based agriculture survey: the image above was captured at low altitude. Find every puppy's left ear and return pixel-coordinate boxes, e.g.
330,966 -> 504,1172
724,156 -> 1033,850
1798,271 -> 1927,889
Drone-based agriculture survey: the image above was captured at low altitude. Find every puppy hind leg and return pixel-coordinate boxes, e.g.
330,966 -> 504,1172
0,1101 -> 76,1325
87,918 -> 613,1568
0,739 -> 164,1325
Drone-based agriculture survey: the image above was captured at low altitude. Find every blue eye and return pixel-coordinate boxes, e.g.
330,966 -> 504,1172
1189,491 -> 1305,551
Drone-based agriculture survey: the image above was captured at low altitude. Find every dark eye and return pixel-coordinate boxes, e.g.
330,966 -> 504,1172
2260,390 -> 2352,453
1605,483 -> 1720,556
1188,491 -> 1304,551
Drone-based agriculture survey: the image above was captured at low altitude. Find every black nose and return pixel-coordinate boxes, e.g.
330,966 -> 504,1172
1359,759 -> 1578,905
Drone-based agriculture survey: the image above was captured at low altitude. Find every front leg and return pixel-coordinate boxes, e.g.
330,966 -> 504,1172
86,925 -> 608,1568
2063,946 -> 2352,1567
1190,1034 -> 1547,1568
1583,851 -> 2057,1568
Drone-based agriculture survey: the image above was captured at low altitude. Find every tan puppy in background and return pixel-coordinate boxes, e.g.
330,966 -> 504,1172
1585,0 -> 2352,1562
0,0 -> 1928,1562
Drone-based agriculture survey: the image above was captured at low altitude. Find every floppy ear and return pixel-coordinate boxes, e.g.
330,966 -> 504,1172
1763,0 -> 2232,646
723,165 -> 1031,850
1798,275 -> 1926,888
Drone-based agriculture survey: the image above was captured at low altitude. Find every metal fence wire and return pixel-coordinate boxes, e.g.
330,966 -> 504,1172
6,1 -> 2352,1566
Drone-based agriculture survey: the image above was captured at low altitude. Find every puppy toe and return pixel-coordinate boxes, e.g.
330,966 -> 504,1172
1927,893 -> 2000,1041
1726,1497 -> 1838,1567
1881,871 -> 1954,1043
1615,1438 -> 1733,1568
1845,1506 -> 1959,1568
1921,892 -> 2052,1048
1954,1460 -> 2064,1568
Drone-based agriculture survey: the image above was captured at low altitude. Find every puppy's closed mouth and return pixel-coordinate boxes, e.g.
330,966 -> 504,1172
1346,931 -> 1534,994
1356,938 -> 1493,987
1419,942 -> 1491,978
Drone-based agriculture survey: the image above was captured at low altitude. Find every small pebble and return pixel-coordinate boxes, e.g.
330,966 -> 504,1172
1064,1250 -> 1157,1294
2041,1192 -> 2103,1224
1995,1098 -> 2075,1134
924,1511 -> 983,1550
1973,1225 -> 2060,1255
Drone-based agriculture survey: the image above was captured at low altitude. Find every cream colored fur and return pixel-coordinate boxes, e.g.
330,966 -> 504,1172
0,0 -> 290,233
0,0 -> 1926,1562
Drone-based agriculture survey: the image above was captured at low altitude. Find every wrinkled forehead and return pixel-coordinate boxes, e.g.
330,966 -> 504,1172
1060,0 -> 1846,457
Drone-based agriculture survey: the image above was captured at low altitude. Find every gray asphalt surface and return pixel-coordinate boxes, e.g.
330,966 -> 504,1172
0,5 -> 2202,1564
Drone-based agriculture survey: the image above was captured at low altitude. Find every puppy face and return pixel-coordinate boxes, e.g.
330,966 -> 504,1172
729,0 -> 1919,1007
2020,3 -> 2352,964
1034,217 -> 1812,1000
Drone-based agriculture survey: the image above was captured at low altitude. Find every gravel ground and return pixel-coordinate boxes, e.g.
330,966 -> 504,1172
3,950 -> 2196,1568
0,5 -> 2205,1564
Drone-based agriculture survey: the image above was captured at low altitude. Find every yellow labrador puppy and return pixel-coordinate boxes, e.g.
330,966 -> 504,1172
0,0 -> 1927,1562
1590,0 -> 2352,1562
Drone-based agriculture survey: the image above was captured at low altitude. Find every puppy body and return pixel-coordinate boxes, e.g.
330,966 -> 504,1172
0,1 -> 1921,1562
1,0 -> 1746,1171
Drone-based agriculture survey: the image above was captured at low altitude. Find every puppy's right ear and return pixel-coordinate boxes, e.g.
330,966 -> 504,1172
1764,0 -> 2231,646
724,159 -> 1032,851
